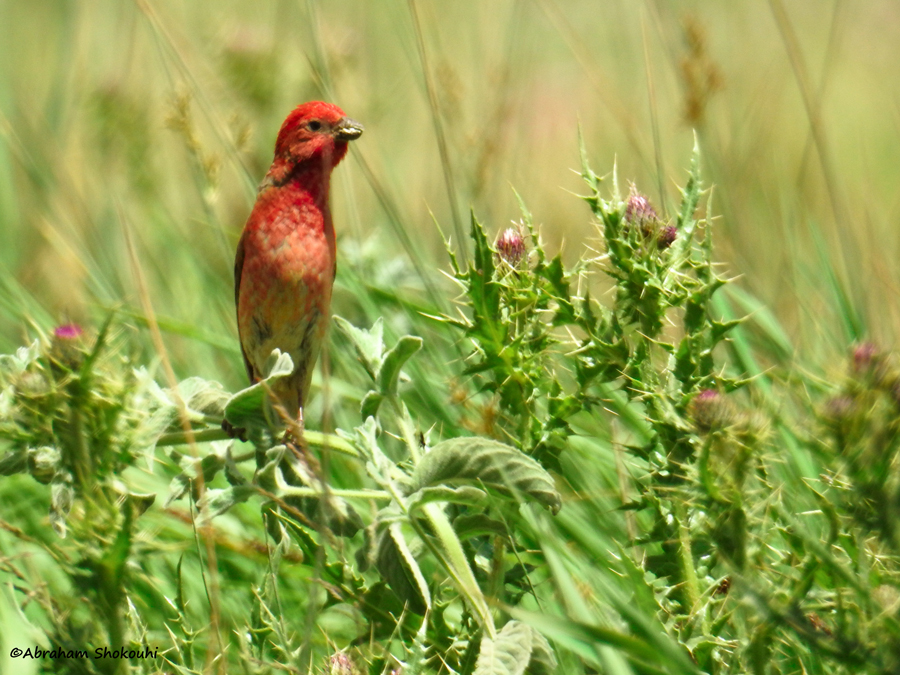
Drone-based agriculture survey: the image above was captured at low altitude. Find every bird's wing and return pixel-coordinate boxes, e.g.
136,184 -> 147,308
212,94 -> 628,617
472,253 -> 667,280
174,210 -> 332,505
233,231 -> 256,383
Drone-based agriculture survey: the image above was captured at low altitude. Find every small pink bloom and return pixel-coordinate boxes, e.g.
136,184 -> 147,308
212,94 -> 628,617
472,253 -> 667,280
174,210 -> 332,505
496,226 -> 527,267
54,324 -> 84,340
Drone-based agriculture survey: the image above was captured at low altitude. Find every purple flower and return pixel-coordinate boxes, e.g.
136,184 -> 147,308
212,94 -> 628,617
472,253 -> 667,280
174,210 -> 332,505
624,187 -> 657,225
496,226 -> 527,267
54,324 -> 84,340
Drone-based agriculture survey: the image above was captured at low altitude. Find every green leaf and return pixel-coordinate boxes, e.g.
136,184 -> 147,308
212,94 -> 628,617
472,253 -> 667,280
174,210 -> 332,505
543,254 -> 575,323
0,449 -> 27,476
406,485 -> 488,512
179,377 -> 231,418
475,620 -> 557,675
333,315 -> 384,381
353,417 -> 405,493
197,485 -> 257,524
375,523 -> 430,614
453,513 -> 509,541
409,437 -> 561,514
376,335 -> 423,397
165,445 -> 229,506
0,340 -> 40,379
223,349 -> 294,428
527,630 -> 558,675
360,391 -> 384,419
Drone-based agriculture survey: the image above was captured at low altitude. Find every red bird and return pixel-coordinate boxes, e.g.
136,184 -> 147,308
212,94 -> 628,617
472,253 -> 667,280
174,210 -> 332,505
234,102 -> 363,431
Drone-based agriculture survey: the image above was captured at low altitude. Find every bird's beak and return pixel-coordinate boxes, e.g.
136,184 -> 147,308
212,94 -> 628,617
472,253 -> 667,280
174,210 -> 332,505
334,117 -> 364,142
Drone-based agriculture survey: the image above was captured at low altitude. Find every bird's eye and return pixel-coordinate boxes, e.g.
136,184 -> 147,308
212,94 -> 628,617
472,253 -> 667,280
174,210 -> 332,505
307,120 -> 322,132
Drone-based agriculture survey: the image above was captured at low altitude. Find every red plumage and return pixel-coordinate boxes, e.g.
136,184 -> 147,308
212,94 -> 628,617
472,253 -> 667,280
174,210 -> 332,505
234,101 -> 363,425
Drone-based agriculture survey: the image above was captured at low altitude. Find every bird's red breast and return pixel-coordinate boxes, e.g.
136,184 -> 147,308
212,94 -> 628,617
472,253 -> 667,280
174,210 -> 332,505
234,102 -> 363,417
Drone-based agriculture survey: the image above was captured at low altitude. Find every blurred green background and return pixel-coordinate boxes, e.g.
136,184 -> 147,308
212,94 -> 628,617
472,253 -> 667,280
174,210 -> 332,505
0,0 -> 896,381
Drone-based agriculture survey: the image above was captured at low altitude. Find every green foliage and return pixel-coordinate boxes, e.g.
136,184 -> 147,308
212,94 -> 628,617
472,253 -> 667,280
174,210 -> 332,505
5,144 -> 900,675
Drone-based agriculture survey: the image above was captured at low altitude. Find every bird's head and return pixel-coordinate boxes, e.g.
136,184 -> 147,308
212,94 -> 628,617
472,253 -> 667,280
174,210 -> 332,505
272,101 -> 363,176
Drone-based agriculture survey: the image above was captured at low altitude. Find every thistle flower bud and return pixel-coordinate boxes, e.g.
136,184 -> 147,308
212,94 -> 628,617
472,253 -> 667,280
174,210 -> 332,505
689,389 -> 733,431
851,342 -> 878,375
330,653 -> 357,675
624,188 -> 657,225
848,341 -> 899,391
27,445 -> 61,484
495,226 -> 527,268
658,225 -> 677,250
50,323 -> 88,371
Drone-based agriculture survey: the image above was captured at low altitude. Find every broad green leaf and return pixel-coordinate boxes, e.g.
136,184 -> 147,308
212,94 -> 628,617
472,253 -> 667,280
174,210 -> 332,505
223,349 -> 294,428
375,523 -> 430,614
376,335 -> 423,397
409,437 -> 561,514
179,377 -> 231,418
475,620 -> 547,675
360,390 -> 384,419
453,513 -> 509,541
527,630 -> 558,675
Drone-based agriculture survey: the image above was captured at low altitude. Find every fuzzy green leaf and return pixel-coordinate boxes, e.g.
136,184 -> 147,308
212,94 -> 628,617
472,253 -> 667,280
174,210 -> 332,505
375,523 -> 430,615
475,620 -> 557,675
333,315 -> 384,381
360,390 -> 384,419
409,437 -> 561,514
377,335 -> 423,397
223,350 -> 294,428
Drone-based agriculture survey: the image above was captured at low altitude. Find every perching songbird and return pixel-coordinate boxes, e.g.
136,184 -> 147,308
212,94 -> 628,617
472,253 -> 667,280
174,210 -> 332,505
233,101 -> 363,431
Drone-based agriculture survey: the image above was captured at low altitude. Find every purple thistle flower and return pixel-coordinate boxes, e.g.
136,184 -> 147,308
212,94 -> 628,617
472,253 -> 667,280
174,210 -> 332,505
496,226 -> 527,267
49,322 -> 88,371
624,187 -> 657,225
54,324 -> 84,340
